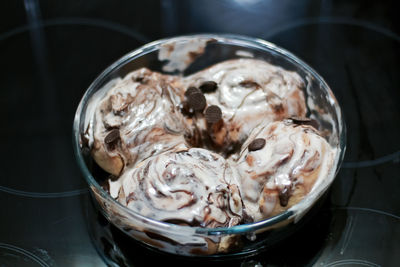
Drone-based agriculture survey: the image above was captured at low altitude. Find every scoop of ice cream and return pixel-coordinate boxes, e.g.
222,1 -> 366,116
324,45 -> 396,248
235,119 -> 335,222
110,148 -> 244,228
91,68 -> 189,176
183,58 -> 307,150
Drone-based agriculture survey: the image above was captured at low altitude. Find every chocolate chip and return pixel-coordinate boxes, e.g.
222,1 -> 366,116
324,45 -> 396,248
179,101 -> 193,116
278,185 -> 292,207
104,129 -> 120,144
204,105 -> 222,124
187,92 -> 206,112
248,138 -> 266,151
185,86 -> 201,97
199,81 -> 218,93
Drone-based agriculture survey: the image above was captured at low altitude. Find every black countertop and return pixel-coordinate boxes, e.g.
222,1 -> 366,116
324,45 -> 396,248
1,1 -> 399,266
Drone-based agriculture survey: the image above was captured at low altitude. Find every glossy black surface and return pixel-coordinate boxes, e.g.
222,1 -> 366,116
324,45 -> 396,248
1,0 -> 399,266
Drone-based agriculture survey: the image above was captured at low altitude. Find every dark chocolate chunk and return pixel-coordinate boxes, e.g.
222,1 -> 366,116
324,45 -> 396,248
179,101 -> 194,117
187,92 -> 206,112
204,105 -> 222,124
278,185 -> 292,207
199,81 -> 218,93
248,138 -> 266,151
104,129 -> 120,144
185,86 -> 201,97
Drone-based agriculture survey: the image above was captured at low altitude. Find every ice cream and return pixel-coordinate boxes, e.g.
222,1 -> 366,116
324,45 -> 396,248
235,119 -> 336,222
90,68 -> 189,176
183,58 -> 306,153
109,148 -> 243,228
86,59 -> 336,229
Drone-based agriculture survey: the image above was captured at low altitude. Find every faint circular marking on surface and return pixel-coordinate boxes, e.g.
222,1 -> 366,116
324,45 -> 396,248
324,259 -> 381,267
333,206 -> 400,221
0,17 -> 151,42
0,242 -> 50,267
262,16 -> 400,42
342,150 -> 400,168
0,18 -> 149,199
0,186 -> 88,198
262,17 -> 400,168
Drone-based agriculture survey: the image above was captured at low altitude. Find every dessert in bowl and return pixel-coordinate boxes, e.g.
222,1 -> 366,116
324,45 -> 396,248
73,34 -> 346,257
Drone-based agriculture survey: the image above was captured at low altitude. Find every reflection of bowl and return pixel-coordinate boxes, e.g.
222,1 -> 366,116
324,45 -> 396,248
73,34 -> 346,257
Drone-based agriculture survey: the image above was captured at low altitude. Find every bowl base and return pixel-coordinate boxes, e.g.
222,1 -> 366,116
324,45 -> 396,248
83,189 -> 333,265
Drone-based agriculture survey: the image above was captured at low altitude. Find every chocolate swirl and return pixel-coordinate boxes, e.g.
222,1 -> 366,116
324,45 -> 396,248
113,148 -> 243,228
183,59 -> 307,148
86,61 -> 337,234
91,68 -> 190,175
235,120 -> 335,221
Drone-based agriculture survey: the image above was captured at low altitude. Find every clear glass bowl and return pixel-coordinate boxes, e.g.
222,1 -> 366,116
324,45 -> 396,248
73,34 -> 346,258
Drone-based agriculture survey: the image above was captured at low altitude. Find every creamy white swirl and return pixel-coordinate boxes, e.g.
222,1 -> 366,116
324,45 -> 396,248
87,60 -> 337,231
184,58 -> 307,146
235,120 -> 335,222
91,68 -> 189,175
111,148 -> 243,228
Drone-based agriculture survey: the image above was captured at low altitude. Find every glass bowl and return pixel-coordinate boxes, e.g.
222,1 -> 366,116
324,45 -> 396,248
73,34 -> 346,258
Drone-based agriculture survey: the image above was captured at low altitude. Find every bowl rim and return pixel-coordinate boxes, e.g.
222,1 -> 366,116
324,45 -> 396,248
72,33 -> 346,236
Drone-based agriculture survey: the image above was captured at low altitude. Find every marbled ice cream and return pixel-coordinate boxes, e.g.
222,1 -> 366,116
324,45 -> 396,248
236,120 -> 335,222
87,58 -> 336,232
109,148 -> 243,228
183,59 -> 306,152
91,68 -> 189,176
